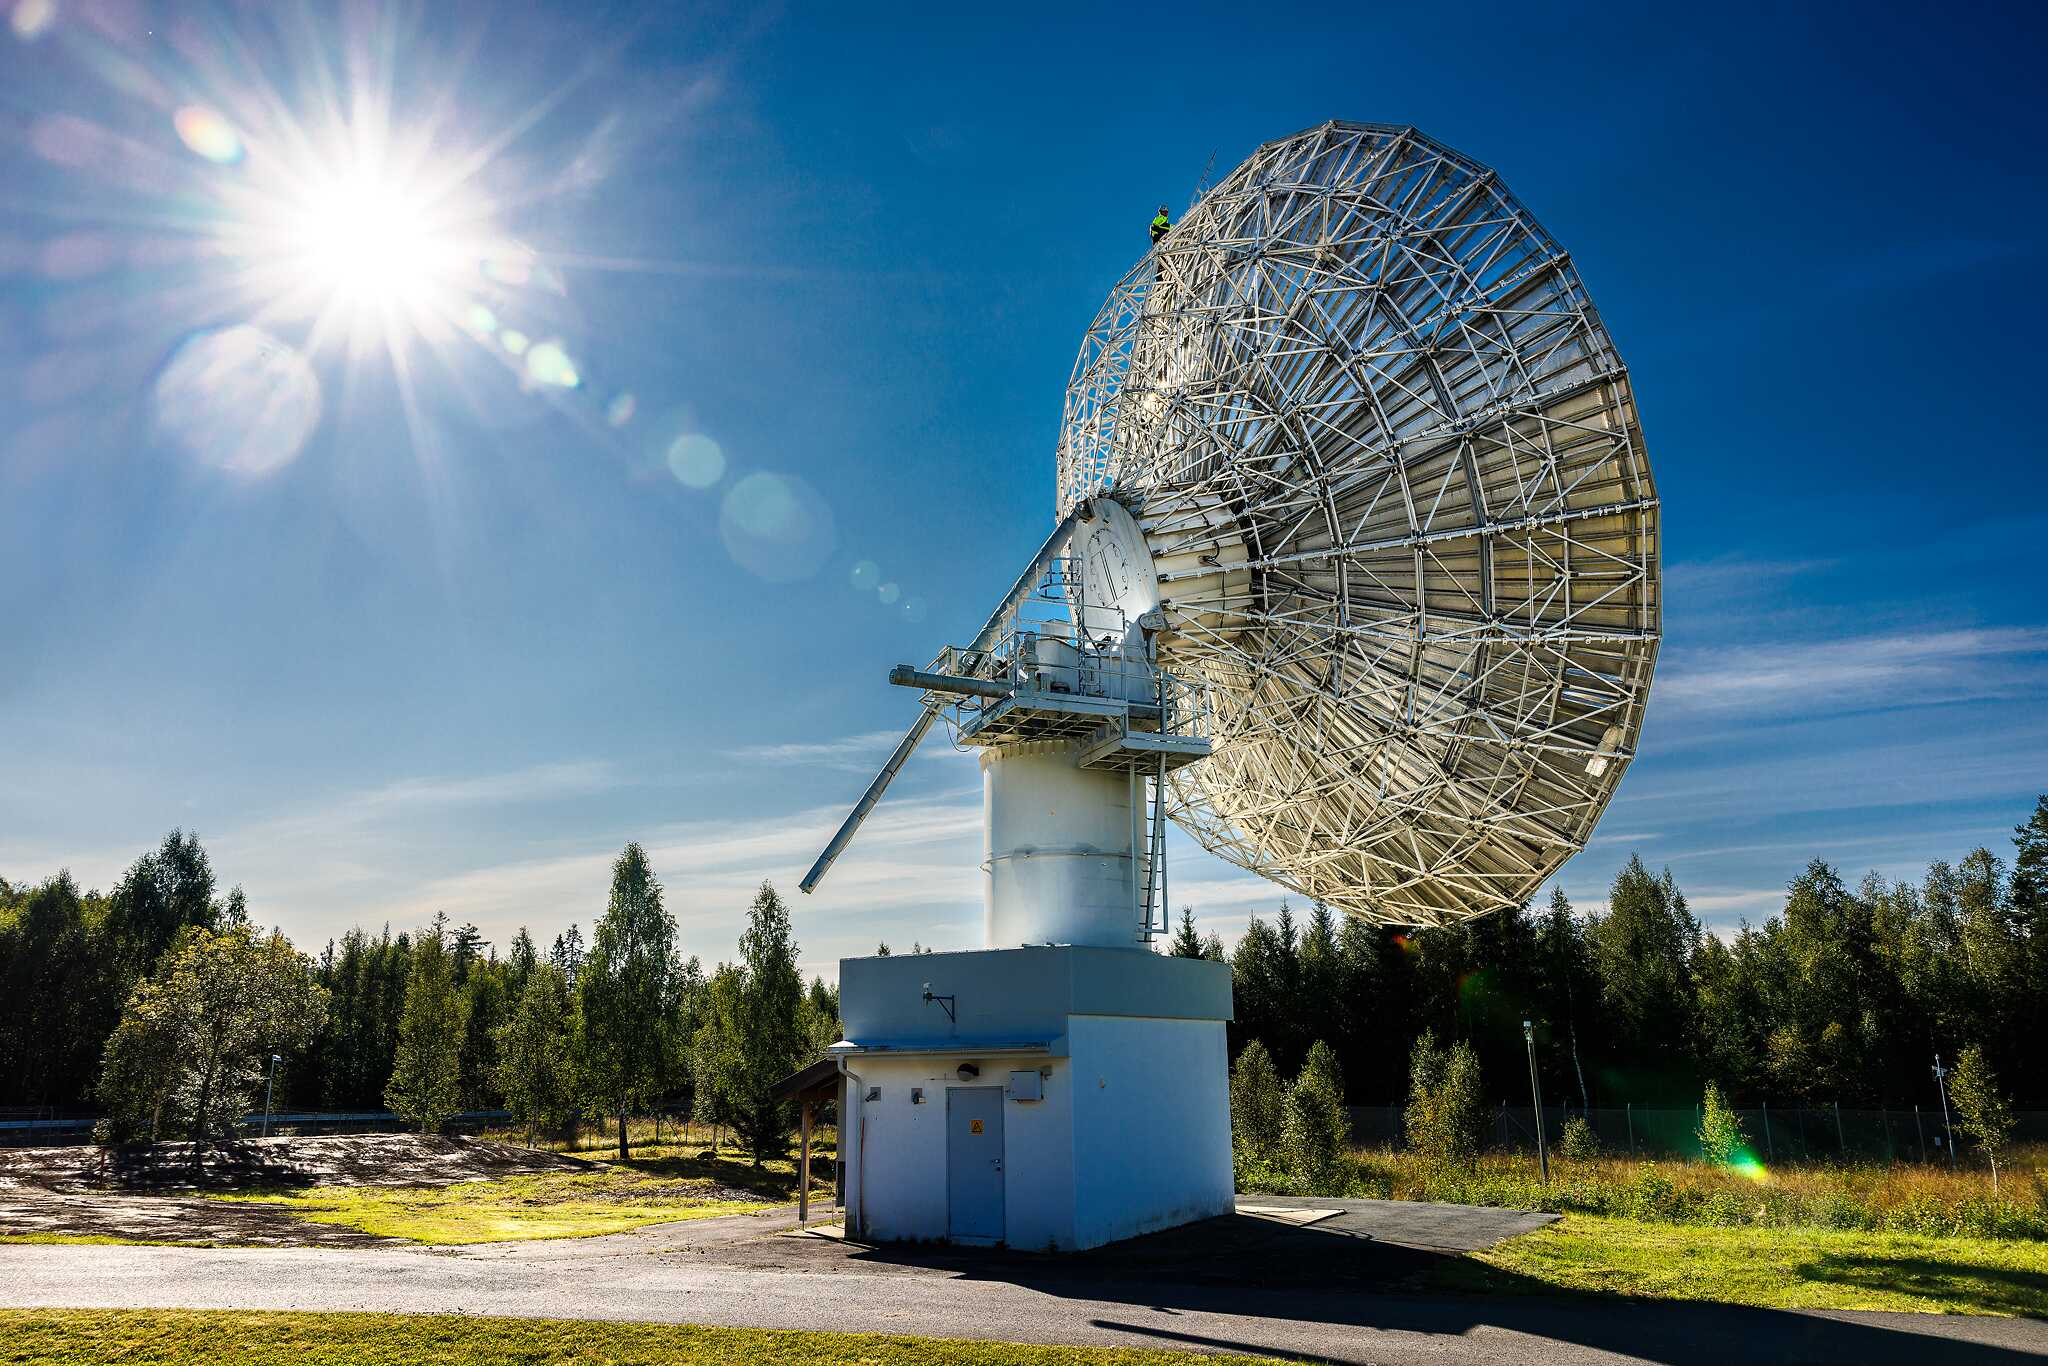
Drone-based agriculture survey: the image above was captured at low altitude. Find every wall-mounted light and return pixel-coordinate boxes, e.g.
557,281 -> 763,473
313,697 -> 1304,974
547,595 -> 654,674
956,1062 -> 980,1081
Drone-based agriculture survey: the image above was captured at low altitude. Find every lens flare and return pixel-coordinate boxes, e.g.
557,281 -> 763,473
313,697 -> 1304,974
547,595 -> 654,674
151,325 -> 320,478
9,0 -> 55,41
1727,1149 -> 1769,1182
172,106 -> 243,164
523,340 -> 580,389
666,433 -> 724,489
719,471 -> 837,582
850,559 -> 880,591
878,582 -> 901,606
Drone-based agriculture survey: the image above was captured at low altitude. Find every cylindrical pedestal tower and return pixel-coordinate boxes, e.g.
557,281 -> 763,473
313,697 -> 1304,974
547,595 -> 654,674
982,740 -> 1140,948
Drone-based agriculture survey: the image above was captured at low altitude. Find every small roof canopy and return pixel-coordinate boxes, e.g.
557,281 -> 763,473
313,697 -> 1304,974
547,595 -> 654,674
769,1056 -> 840,1104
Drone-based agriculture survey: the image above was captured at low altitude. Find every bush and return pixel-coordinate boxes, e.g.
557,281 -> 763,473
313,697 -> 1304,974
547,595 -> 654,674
1558,1114 -> 1600,1162
1280,1045 -> 1348,1193
1697,1081 -> 1745,1165
1229,1041 -> 1284,1162
1405,1031 -> 1484,1166
1950,1045 -> 2015,1193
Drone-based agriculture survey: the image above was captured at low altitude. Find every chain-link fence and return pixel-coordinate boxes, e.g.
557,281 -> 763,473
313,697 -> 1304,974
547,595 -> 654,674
1346,1102 -> 2048,1163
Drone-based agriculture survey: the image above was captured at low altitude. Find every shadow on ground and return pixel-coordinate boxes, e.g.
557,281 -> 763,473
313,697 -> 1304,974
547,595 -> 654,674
777,1200 -> 2045,1364
1795,1252 -> 2048,1321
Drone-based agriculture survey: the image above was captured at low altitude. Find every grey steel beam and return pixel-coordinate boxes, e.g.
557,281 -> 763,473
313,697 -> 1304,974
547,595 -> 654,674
799,508 -> 1087,894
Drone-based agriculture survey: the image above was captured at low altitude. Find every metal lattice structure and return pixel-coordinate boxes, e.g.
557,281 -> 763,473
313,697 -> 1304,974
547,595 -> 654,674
1057,122 -> 1659,927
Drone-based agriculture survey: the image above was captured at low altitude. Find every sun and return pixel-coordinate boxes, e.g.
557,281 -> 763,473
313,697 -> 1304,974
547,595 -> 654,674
249,151 -> 481,345
291,167 -> 450,311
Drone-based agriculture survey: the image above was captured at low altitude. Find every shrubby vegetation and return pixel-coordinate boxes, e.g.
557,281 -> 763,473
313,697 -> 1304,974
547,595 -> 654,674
1403,1031 -> 1485,1167
1697,1081 -> 1745,1166
1557,1114 -> 1600,1162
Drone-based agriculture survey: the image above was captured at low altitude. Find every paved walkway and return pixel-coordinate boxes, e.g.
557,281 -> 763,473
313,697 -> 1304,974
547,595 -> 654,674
3,1200 -> 2043,1364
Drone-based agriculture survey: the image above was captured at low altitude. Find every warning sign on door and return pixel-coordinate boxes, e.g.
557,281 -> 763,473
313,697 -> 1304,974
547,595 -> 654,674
969,1119 -> 984,1135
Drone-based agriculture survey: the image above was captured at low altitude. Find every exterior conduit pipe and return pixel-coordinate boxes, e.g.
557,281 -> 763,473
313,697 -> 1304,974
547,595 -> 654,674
836,1054 -> 866,1239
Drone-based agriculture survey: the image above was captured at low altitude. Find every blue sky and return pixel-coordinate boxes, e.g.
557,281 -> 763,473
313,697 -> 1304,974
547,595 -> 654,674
3,0 -> 2045,979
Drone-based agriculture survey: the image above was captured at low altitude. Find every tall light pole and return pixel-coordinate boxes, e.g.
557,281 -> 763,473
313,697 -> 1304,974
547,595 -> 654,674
262,1053 -> 282,1139
1931,1053 -> 1955,1170
1523,1019 -> 1548,1183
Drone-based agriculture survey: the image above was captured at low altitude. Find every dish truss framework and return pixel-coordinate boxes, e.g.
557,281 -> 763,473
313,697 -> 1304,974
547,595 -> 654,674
1058,121 -> 1660,927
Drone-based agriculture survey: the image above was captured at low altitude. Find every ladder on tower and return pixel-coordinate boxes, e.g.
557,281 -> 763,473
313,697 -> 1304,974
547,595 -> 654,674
1133,758 -> 1169,942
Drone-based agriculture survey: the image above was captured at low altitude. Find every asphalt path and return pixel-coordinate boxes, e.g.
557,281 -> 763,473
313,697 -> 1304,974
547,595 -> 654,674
3,1202 -> 2044,1364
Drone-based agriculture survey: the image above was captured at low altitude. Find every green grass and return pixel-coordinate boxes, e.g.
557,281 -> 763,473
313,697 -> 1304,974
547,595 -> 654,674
212,1160 -> 780,1245
0,1309 -> 1279,1364
1441,1213 -> 2048,1317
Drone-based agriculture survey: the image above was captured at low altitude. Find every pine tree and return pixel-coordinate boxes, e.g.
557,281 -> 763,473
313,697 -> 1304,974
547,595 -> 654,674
1168,907 -> 1205,958
1589,856 -> 1700,1093
493,962 -> 576,1147
726,883 -> 805,1164
577,844 -> 681,1161
459,962 -> 509,1109
505,928 -> 538,999
1537,886 -> 1596,1110
386,920 -> 467,1134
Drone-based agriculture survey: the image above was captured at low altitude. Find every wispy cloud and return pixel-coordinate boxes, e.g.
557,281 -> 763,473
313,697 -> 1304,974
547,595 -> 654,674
1658,627 -> 2048,716
352,762 -> 616,810
726,728 -> 977,771
1664,556 -> 1832,597
727,730 -> 904,766
375,790 -> 987,978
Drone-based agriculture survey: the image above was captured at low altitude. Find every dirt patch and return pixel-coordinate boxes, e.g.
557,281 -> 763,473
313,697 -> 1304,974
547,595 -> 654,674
0,1134 -> 593,1248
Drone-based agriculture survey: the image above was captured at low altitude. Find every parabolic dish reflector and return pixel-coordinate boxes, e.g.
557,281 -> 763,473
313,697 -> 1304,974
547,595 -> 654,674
1060,122 -> 1659,926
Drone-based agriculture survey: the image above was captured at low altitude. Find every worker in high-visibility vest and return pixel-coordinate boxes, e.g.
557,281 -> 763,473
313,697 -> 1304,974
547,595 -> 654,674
1150,205 -> 1171,245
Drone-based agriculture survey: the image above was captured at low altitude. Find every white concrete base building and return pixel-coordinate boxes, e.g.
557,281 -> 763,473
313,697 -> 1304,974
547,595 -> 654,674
833,944 -> 1234,1251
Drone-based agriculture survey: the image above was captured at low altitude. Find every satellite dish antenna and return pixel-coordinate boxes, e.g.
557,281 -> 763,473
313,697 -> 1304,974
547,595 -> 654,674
808,122 -> 1658,1253
807,121 -> 1658,928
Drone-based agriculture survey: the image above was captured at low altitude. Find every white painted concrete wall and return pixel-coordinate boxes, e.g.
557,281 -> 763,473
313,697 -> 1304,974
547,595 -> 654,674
1069,1015 -> 1235,1248
841,1055 -> 1077,1248
839,1018 -> 1230,1250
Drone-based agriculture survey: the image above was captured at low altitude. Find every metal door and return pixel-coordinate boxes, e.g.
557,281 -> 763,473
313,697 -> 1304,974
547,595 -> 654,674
946,1086 -> 1005,1244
